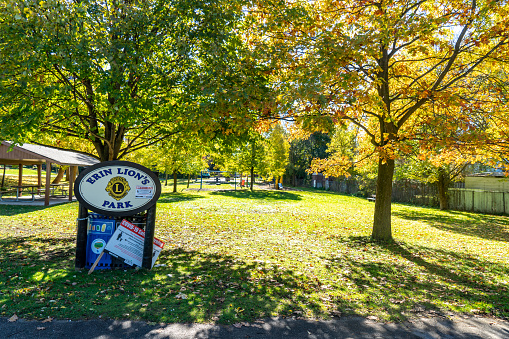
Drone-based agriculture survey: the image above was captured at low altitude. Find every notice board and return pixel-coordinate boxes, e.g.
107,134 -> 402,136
104,219 -> 165,268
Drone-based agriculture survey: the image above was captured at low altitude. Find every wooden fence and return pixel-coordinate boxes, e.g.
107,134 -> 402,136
449,188 -> 509,215
326,179 -> 441,207
392,180 -> 439,207
293,177 -> 509,215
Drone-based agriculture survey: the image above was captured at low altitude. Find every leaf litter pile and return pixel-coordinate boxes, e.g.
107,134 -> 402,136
1,188 -> 508,323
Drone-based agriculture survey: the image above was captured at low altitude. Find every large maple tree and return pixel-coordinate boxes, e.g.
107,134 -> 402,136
249,0 -> 509,240
0,0 -> 267,161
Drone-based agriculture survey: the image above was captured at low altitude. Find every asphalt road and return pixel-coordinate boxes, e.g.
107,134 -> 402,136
2,314 -> 509,339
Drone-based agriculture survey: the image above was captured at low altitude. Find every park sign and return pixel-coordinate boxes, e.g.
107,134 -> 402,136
74,160 -> 161,217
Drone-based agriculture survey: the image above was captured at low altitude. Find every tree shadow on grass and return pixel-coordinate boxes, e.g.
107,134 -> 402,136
210,190 -> 302,201
0,203 -> 73,217
323,236 -> 509,319
157,192 -> 206,204
3,233 -> 509,324
392,209 -> 509,242
137,248 -> 326,323
0,236 -> 329,324
0,235 -> 76,265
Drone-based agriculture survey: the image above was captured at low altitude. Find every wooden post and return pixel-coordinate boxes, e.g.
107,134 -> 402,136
1,165 -> 5,188
75,203 -> 88,269
37,164 -> 42,187
18,164 -> 22,197
87,252 -> 104,275
68,166 -> 76,202
502,192 -> 505,215
142,204 -> 156,269
45,161 -> 51,206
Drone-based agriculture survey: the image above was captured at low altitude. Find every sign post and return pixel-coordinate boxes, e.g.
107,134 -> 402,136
75,203 -> 89,269
73,161 -> 161,270
142,204 -> 157,269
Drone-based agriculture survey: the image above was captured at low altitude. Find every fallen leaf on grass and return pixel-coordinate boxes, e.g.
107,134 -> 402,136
8,314 -> 18,322
331,310 -> 342,317
389,298 -> 405,304
175,292 -> 187,300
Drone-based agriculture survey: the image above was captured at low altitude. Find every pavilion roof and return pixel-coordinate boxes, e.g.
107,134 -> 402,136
0,141 -> 100,166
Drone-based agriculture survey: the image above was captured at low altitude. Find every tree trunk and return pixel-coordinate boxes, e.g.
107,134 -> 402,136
165,171 -> 168,186
187,174 -> 190,188
85,95 -> 126,162
173,171 -> 177,193
250,166 -> 254,191
371,158 -> 395,241
437,170 -> 450,210
51,167 -> 66,184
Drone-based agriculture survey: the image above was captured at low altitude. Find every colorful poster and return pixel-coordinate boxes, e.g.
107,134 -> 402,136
104,219 -> 165,268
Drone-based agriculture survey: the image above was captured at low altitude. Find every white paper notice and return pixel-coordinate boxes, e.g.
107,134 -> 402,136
104,219 -> 165,268
136,186 -> 154,199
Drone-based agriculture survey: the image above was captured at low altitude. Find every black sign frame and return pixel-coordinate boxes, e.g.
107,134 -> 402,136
74,160 -> 162,217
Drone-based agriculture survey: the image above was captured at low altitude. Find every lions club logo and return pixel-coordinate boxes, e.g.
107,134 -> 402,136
105,176 -> 130,200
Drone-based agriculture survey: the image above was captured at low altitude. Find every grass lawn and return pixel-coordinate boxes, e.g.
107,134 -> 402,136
1,168 -> 41,176
1,173 -> 60,189
0,186 -> 508,324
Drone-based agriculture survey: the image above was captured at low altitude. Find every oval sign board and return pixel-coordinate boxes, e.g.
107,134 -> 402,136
74,160 -> 161,217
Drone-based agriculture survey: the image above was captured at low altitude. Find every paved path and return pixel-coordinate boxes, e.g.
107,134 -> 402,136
2,315 -> 509,338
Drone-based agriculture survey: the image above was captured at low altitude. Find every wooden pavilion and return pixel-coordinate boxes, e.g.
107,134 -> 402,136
0,141 -> 99,205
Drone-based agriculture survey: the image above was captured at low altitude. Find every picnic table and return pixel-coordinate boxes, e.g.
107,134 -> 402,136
0,183 -> 70,202
47,183 -> 69,197
0,187 -> 17,201
1,185 -> 40,201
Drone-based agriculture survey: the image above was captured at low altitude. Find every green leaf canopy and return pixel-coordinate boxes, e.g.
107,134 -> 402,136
0,0 -> 261,161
